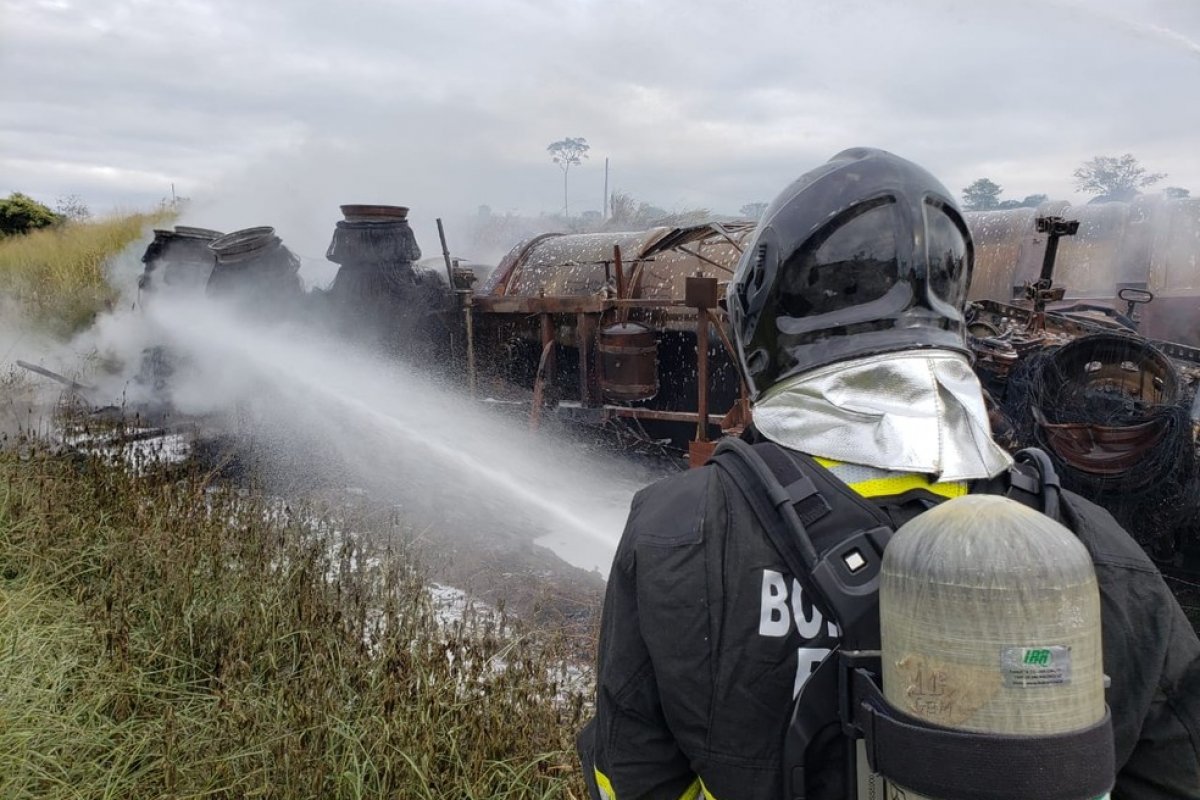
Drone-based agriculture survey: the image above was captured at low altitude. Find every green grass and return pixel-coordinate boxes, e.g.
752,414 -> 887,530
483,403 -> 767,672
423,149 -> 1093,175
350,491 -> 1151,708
0,445 -> 590,799
0,212 -> 172,337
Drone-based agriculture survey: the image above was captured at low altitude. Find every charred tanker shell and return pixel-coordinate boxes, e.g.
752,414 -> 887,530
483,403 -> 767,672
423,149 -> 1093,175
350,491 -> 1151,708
468,222 -> 753,447
326,205 -> 421,267
1033,334 -> 1183,477
322,205 -> 450,361
206,226 -> 303,304
139,226 -> 223,293
967,195 -> 1200,346
599,323 -> 659,402
1012,333 -> 1199,557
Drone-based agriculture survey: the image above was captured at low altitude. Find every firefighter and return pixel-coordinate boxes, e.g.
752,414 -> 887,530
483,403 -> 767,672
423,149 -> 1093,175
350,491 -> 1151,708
577,148 -> 1200,800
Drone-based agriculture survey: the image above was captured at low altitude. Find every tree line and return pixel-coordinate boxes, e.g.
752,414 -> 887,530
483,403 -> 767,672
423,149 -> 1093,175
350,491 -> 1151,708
0,192 -> 91,237
963,153 -> 1190,211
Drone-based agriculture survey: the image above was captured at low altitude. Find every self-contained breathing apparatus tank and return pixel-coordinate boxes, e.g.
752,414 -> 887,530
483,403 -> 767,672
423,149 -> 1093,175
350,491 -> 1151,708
879,495 -> 1108,800
711,439 -> 1115,800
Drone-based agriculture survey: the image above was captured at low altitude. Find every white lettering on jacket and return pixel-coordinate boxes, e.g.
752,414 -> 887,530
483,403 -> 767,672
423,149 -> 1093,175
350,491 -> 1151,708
759,569 -> 791,637
758,569 -> 842,696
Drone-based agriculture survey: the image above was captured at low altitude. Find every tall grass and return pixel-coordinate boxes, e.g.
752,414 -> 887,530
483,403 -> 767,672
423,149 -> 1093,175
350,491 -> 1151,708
0,212 -> 171,337
0,445 -> 590,799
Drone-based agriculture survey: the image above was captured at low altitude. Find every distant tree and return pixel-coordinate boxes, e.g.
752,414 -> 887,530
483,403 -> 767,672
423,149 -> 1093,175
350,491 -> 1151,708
0,192 -> 61,236
609,191 -> 637,226
55,194 -> 91,221
651,206 -> 712,227
996,193 -> 1049,210
739,202 -> 768,220
1164,186 -> 1191,199
634,201 -> 669,225
547,137 -> 589,217
1073,154 -> 1165,202
962,178 -> 1003,211
607,191 -> 708,228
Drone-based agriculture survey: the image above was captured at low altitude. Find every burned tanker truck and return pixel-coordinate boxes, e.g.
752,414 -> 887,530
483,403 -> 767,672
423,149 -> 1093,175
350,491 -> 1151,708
963,197 -> 1200,567
137,224 -> 305,308
138,226 -> 224,295
122,198 -> 1200,571
319,205 -> 452,361
456,222 -> 756,464
422,199 -> 1200,572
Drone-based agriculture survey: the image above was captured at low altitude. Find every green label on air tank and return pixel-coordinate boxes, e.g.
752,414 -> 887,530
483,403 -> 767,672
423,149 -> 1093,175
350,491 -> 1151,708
1023,648 -> 1051,666
1000,645 -> 1072,687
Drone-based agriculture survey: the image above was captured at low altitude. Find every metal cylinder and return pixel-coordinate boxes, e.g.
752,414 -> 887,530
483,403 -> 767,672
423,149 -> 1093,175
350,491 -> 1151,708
327,205 -> 421,266
206,226 -> 302,300
139,226 -> 222,293
1035,333 -> 1181,479
598,322 -> 658,402
880,494 -> 1109,800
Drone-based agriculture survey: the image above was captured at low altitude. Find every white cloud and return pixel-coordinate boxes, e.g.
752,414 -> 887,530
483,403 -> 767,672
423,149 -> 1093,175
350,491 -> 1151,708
2,0 -> 1198,228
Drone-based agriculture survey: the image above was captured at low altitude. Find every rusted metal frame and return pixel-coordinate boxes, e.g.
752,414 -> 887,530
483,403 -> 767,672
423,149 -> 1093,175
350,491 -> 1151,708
705,308 -> 752,413
696,310 -> 710,442
529,312 -> 558,430
473,296 -> 604,314
685,274 -> 720,465
626,259 -> 648,304
605,407 -> 725,425
1154,339 -> 1200,366
614,244 -> 635,325
463,293 -> 477,397
981,298 -> 1200,367
471,296 -> 684,314
1033,408 -> 1169,476
15,360 -> 96,394
576,312 -> 601,407
709,221 -> 745,254
674,244 -> 735,274
528,339 -> 555,431
613,245 -> 627,300
436,218 -> 455,289
612,298 -> 675,308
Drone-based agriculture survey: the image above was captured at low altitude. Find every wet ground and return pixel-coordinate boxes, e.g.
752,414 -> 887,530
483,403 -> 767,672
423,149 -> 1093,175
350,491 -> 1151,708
27,398 -> 1200,639
146,412 -> 682,645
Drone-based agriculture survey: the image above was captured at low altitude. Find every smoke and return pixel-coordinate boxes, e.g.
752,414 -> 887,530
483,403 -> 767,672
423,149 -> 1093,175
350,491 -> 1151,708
173,131 -> 540,292
0,179 -> 649,580
68,283 -> 645,577
3,217 -> 647,582
0,291 -> 118,440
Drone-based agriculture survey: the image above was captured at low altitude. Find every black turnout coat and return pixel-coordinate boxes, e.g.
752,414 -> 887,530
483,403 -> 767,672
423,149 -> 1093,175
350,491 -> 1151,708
578,453 -> 1200,800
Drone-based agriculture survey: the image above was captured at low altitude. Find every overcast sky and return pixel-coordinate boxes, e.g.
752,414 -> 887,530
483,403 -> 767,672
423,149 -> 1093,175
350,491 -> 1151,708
4,0 -> 1199,261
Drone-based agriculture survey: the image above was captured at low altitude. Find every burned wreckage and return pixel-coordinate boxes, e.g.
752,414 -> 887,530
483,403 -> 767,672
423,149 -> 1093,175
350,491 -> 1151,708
127,198 -> 1200,572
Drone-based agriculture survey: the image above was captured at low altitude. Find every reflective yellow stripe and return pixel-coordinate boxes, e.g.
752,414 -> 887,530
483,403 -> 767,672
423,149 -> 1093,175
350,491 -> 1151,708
812,455 -> 844,469
846,473 -> 966,500
594,768 -> 617,800
812,457 -> 966,500
593,771 -> 715,800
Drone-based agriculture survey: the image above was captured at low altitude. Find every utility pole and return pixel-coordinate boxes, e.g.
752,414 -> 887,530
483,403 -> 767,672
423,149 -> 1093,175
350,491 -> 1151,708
603,157 -> 609,219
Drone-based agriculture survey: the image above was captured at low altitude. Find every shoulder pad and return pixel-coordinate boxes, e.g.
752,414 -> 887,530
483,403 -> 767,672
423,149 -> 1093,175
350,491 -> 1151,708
1059,491 -> 1161,572
625,466 -> 712,548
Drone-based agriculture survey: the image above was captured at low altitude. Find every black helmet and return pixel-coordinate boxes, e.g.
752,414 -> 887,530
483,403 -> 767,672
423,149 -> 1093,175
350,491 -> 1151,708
729,147 -> 973,398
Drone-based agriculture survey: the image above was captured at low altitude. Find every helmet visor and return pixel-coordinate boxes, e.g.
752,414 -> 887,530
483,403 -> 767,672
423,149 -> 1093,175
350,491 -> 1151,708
777,197 -> 900,320
924,200 -> 970,310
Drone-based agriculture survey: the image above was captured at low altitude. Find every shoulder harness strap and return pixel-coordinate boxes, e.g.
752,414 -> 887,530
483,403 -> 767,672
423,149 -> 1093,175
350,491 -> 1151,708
710,439 -> 1111,800
973,447 -> 1064,522
710,438 -> 894,650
